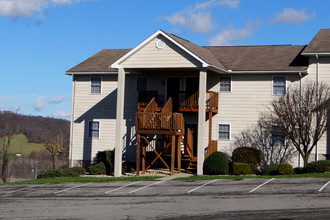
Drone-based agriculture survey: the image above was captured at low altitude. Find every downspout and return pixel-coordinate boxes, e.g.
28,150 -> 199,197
69,74 -> 76,167
315,55 -> 319,161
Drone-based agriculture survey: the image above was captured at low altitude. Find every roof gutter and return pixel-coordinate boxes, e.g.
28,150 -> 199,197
301,52 -> 330,56
65,71 -> 119,75
227,70 -> 308,74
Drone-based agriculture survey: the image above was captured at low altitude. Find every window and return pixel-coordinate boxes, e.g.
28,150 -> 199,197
220,77 -> 231,92
273,76 -> 286,95
136,77 -> 147,91
89,121 -> 100,138
218,124 -> 230,140
91,77 -> 101,94
271,126 -> 285,146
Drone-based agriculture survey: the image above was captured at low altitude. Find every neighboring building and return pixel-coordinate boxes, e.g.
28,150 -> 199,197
66,29 -> 330,176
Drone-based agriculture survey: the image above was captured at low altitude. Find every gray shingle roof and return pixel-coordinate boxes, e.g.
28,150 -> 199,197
206,45 -> 308,71
66,49 -> 130,73
303,29 -> 330,54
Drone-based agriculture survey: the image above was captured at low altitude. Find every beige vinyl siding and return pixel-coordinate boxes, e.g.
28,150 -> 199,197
121,36 -> 201,68
71,74 -> 137,165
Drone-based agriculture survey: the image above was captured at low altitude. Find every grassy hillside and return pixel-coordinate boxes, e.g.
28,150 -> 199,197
1,134 -> 45,158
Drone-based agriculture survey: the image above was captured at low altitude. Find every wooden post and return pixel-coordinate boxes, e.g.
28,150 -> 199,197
177,135 -> 181,173
171,135 -> 175,175
136,134 -> 140,176
142,141 -> 146,174
209,111 -> 212,149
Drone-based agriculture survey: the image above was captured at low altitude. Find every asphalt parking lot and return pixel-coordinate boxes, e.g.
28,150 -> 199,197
0,177 -> 330,219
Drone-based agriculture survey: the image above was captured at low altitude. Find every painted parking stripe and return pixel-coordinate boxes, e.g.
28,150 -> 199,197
54,183 -> 91,194
187,179 -> 218,194
249,178 -> 275,193
318,180 -> 330,192
6,185 -> 39,194
105,181 -> 138,194
128,180 -> 166,194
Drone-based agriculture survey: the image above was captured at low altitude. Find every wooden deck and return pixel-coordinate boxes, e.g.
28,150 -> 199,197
179,91 -> 218,113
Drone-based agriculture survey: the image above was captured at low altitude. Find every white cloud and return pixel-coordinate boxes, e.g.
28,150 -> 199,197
49,110 -> 71,119
165,0 -> 239,34
0,0 -> 85,18
0,103 -> 25,112
270,8 -> 316,24
49,96 -> 66,104
34,96 -> 46,111
209,22 -> 260,46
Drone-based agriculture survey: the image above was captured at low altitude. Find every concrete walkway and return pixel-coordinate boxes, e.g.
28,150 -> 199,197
158,172 -> 193,180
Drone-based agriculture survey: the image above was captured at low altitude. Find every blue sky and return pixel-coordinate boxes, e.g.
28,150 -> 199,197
0,0 -> 329,120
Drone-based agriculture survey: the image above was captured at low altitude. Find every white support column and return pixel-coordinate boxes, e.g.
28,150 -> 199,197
114,67 -> 125,177
197,68 -> 207,175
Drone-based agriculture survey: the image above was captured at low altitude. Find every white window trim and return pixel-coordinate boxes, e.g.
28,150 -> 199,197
218,123 -> 231,140
136,76 -> 148,92
90,76 -> 102,95
219,76 -> 232,93
272,75 -> 286,96
88,120 -> 101,139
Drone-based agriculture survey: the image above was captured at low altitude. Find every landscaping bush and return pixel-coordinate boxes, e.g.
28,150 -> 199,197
233,162 -> 251,175
278,163 -> 293,175
37,167 -> 86,179
262,164 -> 279,175
93,150 -> 114,175
294,167 -> 307,174
203,152 -> 229,175
88,162 -> 106,175
232,147 -> 261,173
305,160 -> 330,173
122,161 -> 136,173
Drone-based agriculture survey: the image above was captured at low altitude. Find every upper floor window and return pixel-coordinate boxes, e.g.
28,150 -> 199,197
91,77 -> 101,94
220,77 -> 231,92
136,77 -> 147,91
89,121 -> 100,138
273,76 -> 286,95
218,124 -> 230,140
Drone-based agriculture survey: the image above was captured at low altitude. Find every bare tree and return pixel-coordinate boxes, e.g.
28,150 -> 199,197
0,112 -> 19,182
261,81 -> 330,166
234,121 -> 296,167
44,130 -> 68,170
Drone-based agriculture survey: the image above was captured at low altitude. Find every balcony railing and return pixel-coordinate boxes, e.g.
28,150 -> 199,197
179,91 -> 218,113
136,112 -> 184,134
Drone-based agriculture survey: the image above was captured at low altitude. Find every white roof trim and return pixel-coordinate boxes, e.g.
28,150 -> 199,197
228,70 -> 308,74
110,30 -> 210,69
301,52 -> 330,56
65,71 -> 119,75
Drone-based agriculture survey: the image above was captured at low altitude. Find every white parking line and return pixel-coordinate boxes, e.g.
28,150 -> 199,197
249,178 -> 275,193
318,180 -> 330,192
187,179 -> 218,194
105,181 -> 138,194
6,185 -> 39,194
128,180 -> 166,194
54,183 -> 91,194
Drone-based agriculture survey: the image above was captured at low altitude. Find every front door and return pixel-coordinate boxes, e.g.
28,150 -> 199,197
167,77 -> 180,111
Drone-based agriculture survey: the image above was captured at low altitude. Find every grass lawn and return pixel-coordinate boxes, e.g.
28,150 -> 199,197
2,134 -> 45,158
173,172 -> 330,181
6,176 -> 161,185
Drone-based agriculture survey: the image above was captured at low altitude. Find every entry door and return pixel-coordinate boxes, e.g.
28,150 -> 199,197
185,77 -> 199,97
167,77 -> 180,110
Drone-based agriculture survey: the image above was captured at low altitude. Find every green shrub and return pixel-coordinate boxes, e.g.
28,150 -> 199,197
88,162 -> 106,175
203,152 -> 229,175
262,164 -> 279,175
232,147 -> 261,173
306,160 -> 330,173
278,163 -> 293,175
37,167 -> 85,179
294,167 -> 307,174
233,162 -> 251,175
122,161 -> 136,173
93,150 -> 115,175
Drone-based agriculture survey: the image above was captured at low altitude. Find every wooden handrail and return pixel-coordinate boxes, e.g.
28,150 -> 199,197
179,91 -> 218,111
162,97 -> 173,113
144,97 -> 158,113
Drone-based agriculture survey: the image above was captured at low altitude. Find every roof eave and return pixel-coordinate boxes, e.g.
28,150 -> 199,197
228,70 -> 308,74
301,52 -> 330,56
